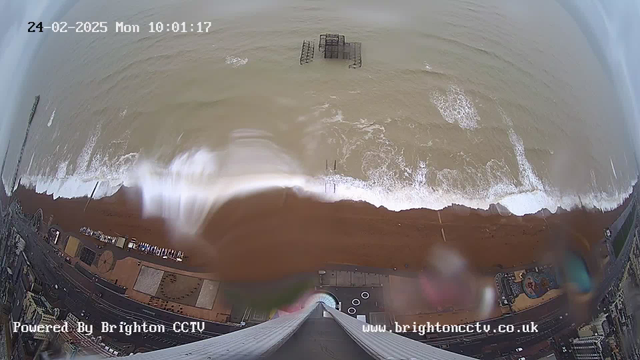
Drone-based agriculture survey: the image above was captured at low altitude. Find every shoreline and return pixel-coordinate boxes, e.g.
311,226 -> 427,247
14,183 -> 633,282
13,175 -> 635,217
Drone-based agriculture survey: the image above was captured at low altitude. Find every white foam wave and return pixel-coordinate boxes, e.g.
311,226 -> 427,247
17,105 -> 634,234
497,102 -> 545,193
26,153 -> 35,174
47,108 -> 55,127
55,159 -> 68,179
19,127 -> 136,199
20,151 -> 136,200
76,126 -> 101,173
508,129 -> 544,191
225,56 -> 248,68
19,145 -> 633,233
431,85 -> 480,129
322,172 -> 631,216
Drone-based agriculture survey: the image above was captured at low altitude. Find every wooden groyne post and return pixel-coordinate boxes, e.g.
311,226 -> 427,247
84,181 -> 100,213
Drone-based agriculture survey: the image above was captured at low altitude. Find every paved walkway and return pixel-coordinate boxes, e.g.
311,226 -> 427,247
61,246 -> 231,323
44,223 -> 235,321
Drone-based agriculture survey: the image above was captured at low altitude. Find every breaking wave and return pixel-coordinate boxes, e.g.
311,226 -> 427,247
10,94 -> 634,236
47,108 -> 55,127
430,85 -> 480,130
17,124 -> 137,200
14,119 -> 634,236
225,56 -> 248,68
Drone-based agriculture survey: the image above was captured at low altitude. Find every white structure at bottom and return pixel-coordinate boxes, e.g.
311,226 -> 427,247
78,302 -> 474,360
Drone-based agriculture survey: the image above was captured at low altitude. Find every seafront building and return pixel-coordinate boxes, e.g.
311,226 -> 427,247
564,219 -> 640,360
48,314 -> 119,358
629,228 -> 640,286
22,292 -> 57,340
570,335 -> 607,360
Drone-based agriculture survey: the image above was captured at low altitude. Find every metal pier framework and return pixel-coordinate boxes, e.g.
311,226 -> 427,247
299,40 -> 315,65
300,33 -> 362,68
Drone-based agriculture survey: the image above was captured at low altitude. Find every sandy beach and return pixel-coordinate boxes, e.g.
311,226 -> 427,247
13,184 -> 632,283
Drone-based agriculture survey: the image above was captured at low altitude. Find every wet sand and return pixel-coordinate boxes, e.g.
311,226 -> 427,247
14,184 -> 632,282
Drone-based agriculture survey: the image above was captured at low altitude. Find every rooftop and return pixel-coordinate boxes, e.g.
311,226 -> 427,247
30,293 -> 53,315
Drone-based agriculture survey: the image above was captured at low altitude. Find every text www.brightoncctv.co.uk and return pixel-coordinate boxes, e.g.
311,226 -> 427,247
363,322 -> 539,336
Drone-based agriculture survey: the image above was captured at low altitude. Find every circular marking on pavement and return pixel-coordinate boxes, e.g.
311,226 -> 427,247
352,298 -> 360,306
361,291 -> 370,299
347,307 -> 356,315
97,250 -> 115,274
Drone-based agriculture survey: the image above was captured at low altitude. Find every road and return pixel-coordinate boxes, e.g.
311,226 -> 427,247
400,295 -> 572,359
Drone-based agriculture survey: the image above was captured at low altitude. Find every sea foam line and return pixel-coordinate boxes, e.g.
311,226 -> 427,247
11,103 -> 635,235
47,108 -> 55,127
14,144 -> 634,236
430,85 -> 480,130
225,56 -> 248,68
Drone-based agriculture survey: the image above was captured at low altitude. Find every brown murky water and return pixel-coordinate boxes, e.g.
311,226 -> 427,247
5,0 -> 636,233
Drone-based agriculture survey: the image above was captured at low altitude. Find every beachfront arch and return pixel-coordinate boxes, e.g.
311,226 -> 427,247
304,291 -> 339,309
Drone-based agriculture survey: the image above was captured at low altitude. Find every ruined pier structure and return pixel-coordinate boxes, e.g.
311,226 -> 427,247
300,33 -> 362,68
